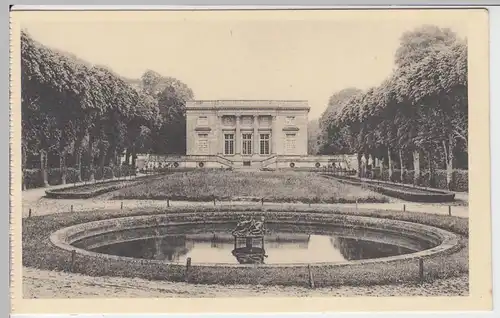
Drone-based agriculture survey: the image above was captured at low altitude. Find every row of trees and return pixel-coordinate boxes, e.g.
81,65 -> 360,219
21,30 -> 194,188
316,25 -> 468,189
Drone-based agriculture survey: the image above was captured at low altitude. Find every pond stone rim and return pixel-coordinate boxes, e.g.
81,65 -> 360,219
49,211 -> 461,268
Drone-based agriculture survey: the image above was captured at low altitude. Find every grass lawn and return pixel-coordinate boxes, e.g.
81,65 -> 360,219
111,170 -> 389,203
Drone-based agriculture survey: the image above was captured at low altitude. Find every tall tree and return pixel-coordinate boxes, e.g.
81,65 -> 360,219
318,88 -> 362,154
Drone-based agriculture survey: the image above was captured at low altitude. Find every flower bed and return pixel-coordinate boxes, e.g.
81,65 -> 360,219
111,170 -> 389,204
23,206 -> 468,288
325,175 -> 456,203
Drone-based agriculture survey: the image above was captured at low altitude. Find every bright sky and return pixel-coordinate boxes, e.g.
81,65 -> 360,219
16,10 -> 470,119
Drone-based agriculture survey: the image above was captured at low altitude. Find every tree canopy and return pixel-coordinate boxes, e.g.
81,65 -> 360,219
316,25 -> 467,188
21,30 -> 194,186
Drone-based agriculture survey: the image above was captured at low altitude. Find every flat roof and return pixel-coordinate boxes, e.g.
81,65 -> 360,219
186,100 -> 310,110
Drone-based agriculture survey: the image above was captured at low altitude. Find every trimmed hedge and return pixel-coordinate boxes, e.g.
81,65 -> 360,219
376,169 -> 468,192
45,173 -> 172,199
23,166 -> 136,190
45,180 -> 138,199
325,175 -> 455,203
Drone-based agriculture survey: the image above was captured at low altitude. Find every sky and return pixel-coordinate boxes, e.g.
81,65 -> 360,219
16,10 -> 470,119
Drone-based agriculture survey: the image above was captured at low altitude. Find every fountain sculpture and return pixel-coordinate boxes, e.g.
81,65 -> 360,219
231,215 -> 267,264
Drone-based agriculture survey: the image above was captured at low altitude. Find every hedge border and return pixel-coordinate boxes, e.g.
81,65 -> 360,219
23,166 -> 137,190
45,180 -> 138,199
44,173 -> 169,199
325,175 -> 456,203
23,206 -> 468,288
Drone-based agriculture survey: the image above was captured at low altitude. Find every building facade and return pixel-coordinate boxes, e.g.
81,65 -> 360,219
185,100 -> 309,167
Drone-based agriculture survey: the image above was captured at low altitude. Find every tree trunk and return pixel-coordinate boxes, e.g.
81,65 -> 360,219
99,144 -> 107,180
444,135 -> 455,190
398,149 -> 404,183
109,147 -> 116,179
40,150 -> 49,187
131,144 -> 137,168
88,134 -> 95,181
59,150 -> 67,185
412,150 -> 420,186
364,153 -> 370,178
75,151 -> 82,182
387,146 -> 393,181
357,152 -> 363,178
73,133 -> 84,182
428,148 -> 435,188
125,149 -> 131,165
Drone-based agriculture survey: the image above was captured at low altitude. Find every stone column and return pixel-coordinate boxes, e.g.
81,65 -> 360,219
271,115 -> 277,155
217,115 -> 223,155
253,115 -> 259,155
235,115 -> 241,154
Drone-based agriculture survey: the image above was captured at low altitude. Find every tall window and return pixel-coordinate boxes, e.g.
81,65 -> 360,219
224,134 -> 235,155
260,134 -> 270,155
197,134 -> 209,154
242,133 -> 253,155
285,133 -> 296,154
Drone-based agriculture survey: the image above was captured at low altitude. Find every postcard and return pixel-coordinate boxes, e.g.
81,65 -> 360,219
9,7 -> 491,314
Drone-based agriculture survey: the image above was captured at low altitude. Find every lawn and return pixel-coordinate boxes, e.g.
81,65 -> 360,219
111,170 -> 389,203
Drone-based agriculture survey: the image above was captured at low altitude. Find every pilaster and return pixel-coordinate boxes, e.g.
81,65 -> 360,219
235,115 -> 241,154
253,115 -> 259,155
271,115 -> 277,155
216,114 -> 223,155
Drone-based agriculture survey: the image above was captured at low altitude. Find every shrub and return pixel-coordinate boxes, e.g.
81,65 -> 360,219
46,168 -> 81,185
453,170 -> 469,192
23,169 -> 44,189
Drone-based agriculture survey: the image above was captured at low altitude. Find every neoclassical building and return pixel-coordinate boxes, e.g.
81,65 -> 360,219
136,100 -> 357,171
185,100 -> 309,167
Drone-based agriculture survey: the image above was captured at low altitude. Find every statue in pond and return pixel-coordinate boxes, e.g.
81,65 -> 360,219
231,215 -> 267,264
232,215 -> 266,237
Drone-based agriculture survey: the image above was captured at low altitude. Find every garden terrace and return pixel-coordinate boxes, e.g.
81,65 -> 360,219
110,170 -> 390,204
23,206 -> 467,288
323,175 -> 456,203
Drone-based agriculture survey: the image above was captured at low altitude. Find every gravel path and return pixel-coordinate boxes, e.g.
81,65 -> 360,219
22,184 -> 469,219
23,267 -> 468,298
20,179 -> 469,298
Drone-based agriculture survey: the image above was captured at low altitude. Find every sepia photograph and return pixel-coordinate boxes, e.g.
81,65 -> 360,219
9,7 -> 491,314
